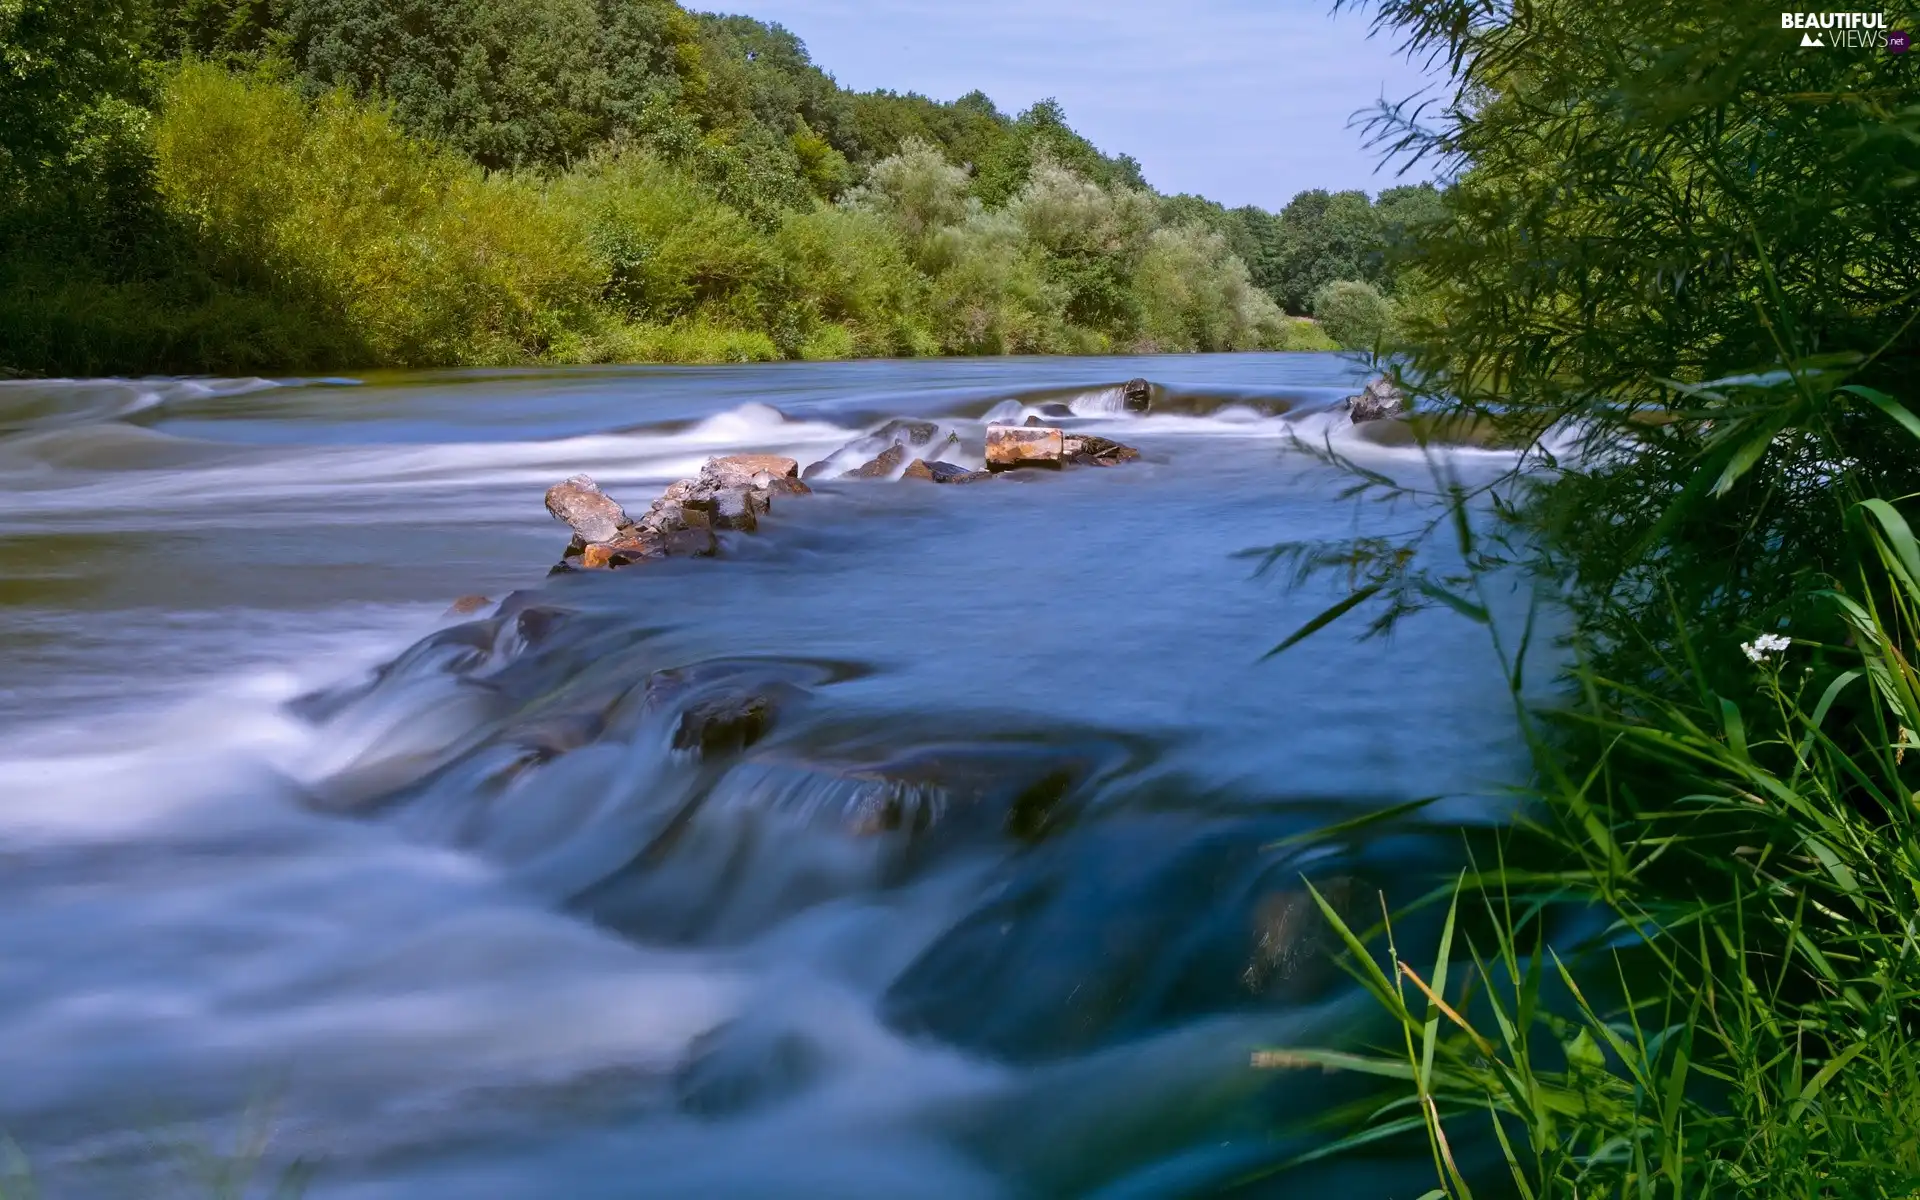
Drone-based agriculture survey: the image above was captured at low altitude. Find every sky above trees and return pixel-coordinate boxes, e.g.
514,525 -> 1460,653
722,0 -> 1445,208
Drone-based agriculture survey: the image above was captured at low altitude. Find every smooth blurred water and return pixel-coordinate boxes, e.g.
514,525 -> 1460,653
0,354 -> 1537,1197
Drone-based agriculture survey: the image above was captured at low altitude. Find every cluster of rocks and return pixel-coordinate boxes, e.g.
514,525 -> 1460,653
1343,375 -> 1406,424
544,416 -> 1143,570
544,453 -> 809,570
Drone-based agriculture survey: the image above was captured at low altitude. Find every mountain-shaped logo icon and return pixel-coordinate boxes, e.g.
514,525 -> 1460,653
1801,30 -> 1825,46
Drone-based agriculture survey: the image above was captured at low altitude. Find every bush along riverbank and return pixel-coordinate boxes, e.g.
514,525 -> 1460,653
1249,0 -> 1920,1195
0,0 -> 1444,375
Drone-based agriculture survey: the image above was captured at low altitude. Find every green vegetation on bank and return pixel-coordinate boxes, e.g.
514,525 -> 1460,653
1258,0 -> 1920,1195
0,0 -> 1452,374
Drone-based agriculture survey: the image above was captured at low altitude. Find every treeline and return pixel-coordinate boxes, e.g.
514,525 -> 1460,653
0,0 -> 1427,373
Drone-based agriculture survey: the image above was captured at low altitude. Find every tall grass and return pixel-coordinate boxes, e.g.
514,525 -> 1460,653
1255,376 -> 1920,1197
1236,0 -> 1920,1187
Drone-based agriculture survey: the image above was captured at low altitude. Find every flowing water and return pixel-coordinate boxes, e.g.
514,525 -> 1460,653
0,354 -> 1537,1197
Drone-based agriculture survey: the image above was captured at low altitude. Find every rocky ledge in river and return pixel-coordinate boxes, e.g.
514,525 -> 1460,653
544,422 -> 1140,569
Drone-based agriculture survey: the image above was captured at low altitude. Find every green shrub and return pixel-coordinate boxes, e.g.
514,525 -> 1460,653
597,320 -> 781,364
154,64 -> 605,366
797,322 -> 855,361
772,205 -> 928,356
1132,223 -> 1284,352
1308,279 -> 1393,352
843,136 -> 974,258
924,210 -> 1065,354
558,150 -> 778,329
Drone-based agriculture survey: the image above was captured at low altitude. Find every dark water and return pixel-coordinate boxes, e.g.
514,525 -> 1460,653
0,354 -> 1536,1197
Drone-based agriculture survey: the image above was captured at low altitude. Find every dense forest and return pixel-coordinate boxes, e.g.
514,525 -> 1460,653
0,0 -> 1439,374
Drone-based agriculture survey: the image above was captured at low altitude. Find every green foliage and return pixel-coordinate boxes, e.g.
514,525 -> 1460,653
772,204 -> 931,356
280,0 -> 706,170
1133,223 -> 1286,353
1269,188 -> 1382,313
0,0 -> 152,183
1310,279 -> 1393,352
157,64 -> 606,365
1261,0 -> 1920,1192
556,150 -> 774,328
0,0 -> 1352,372
1160,182 -> 1445,317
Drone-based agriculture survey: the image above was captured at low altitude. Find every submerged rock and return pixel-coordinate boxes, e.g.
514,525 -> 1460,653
881,820 -> 1385,1062
544,474 -> 628,544
986,424 -> 1064,470
1345,376 -> 1405,424
903,459 -> 988,484
674,1020 -> 828,1117
445,594 -> 492,617
805,421 -> 960,480
870,418 -> 942,447
1121,377 -> 1153,413
673,693 -> 777,758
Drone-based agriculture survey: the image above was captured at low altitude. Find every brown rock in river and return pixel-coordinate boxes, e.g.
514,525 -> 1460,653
684,484 -> 758,532
710,453 -> 799,478
903,459 -> 988,484
985,424 -> 1064,470
445,594 -> 492,616
544,474 -> 628,544
577,527 -> 719,569
1345,376 -> 1406,424
1121,378 -> 1152,413
1062,434 -> 1140,467
844,442 -> 907,478
705,454 -> 805,493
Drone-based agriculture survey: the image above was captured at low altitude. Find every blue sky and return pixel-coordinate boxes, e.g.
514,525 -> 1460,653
715,0 -> 1447,210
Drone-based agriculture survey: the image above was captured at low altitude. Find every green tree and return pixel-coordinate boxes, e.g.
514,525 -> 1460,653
0,0 -> 152,189
1308,278 -> 1392,350
1269,187 -> 1379,312
281,0 -> 707,169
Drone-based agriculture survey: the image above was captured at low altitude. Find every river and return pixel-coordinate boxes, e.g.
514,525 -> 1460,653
0,353 -> 1533,1197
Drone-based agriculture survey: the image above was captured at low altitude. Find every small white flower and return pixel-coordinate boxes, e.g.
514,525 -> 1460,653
1740,632 -> 1793,663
